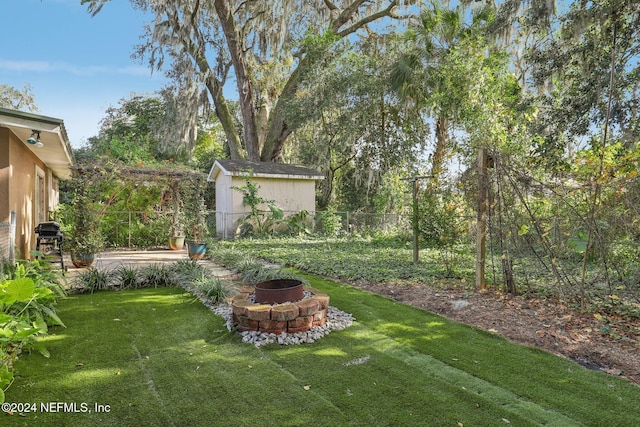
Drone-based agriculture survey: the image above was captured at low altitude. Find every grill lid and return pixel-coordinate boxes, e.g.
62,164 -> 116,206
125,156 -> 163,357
35,221 -> 62,234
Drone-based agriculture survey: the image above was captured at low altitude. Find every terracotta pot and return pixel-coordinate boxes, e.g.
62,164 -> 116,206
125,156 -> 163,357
187,242 -> 207,260
71,253 -> 95,268
168,236 -> 185,250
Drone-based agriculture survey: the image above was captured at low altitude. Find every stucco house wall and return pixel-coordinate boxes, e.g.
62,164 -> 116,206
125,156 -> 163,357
0,109 -> 73,261
209,159 -> 323,238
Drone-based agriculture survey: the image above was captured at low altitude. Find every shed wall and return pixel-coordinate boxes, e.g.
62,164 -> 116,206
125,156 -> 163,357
215,174 -> 317,238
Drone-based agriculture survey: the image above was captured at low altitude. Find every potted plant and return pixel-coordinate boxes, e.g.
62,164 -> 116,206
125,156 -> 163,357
168,182 -> 185,250
58,171 -> 105,268
63,198 -> 104,268
66,229 -> 104,268
184,177 -> 209,260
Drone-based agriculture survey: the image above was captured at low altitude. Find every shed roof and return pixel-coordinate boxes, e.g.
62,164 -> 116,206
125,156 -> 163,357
208,159 -> 324,182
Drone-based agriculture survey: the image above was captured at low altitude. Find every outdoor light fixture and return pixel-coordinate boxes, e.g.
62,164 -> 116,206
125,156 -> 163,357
27,130 -> 44,148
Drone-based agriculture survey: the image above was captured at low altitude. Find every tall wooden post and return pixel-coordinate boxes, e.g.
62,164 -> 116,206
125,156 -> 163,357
476,148 -> 488,288
402,175 -> 433,264
412,178 -> 419,263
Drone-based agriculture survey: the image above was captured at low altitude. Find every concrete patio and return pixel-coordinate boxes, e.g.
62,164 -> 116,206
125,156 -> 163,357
61,248 -> 235,280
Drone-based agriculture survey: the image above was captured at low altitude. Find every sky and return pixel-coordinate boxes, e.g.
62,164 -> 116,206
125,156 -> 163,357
1,0 -> 168,147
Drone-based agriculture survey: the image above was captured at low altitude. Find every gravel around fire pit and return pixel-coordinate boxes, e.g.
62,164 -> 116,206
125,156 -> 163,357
184,285 -> 355,346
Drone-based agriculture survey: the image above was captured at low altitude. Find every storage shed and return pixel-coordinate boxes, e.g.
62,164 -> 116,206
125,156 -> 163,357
208,159 -> 323,238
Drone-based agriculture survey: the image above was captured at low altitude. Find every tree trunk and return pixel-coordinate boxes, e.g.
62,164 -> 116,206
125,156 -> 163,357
430,116 -> 448,185
175,4 -> 244,160
318,168 -> 335,209
214,0 -> 261,161
476,147 -> 488,288
203,75 -> 244,160
260,61 -> 305,162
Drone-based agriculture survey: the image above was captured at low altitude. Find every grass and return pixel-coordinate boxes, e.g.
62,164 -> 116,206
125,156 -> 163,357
4,274 -> 640,426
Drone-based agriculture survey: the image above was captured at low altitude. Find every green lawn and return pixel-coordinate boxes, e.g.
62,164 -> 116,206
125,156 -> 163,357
4,275 -> 639,426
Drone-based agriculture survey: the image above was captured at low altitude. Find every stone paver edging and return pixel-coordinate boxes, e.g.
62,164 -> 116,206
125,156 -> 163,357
231,286 -> 330,334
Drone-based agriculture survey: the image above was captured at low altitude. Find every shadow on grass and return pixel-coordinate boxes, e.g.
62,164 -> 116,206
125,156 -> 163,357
4,282 -> 640,426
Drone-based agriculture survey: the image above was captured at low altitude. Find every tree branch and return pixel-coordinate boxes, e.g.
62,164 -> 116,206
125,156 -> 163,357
323,0 -> 338,11
336,0 -> 400,38
331,0 -> 368,33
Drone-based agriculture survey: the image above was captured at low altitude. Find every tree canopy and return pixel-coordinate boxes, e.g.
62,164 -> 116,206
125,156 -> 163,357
0,84 -> 38,112
81,0 -> 418,162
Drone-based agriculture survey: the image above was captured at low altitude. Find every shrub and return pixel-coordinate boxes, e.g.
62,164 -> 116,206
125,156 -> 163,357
74,268 -> 112,293
170,258 -> 206,278
317,208 -> 343,236
115,264 -> 142,289
192,276 -> 233,304
140,264 -> 177,288
0,260 -> 66,403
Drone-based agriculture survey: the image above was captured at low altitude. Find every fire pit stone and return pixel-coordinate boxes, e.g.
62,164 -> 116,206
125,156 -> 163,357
231,280 -> 330,335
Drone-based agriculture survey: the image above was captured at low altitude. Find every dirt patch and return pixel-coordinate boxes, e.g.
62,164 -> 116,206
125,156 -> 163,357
351,282 -> 640,386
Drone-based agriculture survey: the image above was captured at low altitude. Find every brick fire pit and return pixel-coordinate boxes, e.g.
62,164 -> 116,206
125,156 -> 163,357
231,281 -> 330,335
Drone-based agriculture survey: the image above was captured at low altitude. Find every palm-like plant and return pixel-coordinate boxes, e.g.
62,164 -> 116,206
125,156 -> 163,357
390,1 -> 494,186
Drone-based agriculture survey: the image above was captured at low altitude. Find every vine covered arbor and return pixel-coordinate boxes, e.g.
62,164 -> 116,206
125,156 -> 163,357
59,161 -> 211,251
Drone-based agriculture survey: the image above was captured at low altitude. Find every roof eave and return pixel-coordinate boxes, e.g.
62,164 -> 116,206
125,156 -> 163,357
0,107 -> 75,179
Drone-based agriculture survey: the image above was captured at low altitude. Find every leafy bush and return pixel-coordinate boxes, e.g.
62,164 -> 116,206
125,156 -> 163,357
191,276 -> 233,304
115,264 -> 142,289
140,264 -> 177,288
0,260 -> 66,403
170,258 -> 206,281
74,268 -> 112,293
286,210 -> 312,236
208,246 -> 247,268
317,208 -> 343,236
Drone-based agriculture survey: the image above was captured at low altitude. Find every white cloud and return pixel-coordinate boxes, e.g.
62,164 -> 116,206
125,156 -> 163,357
0,59 -> 151,77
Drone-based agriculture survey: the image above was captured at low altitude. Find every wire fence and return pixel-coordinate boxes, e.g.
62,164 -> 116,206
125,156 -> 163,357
214,210 -> 412,239
94,210 -> 414,244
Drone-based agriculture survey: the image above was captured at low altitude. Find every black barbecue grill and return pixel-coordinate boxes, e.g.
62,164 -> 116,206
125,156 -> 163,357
35,222 -> 65,270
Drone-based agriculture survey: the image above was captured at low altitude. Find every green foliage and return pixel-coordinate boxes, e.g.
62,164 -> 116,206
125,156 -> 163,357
217,236 -> 474,284
317,208 -> 343,236
74,268 -> 112,293
58,158 -> 213,250
232,179 -> 284,237
115,264 -> 142,289
286,210 -> 312,236
192,122 -> 228,171
526,0 -> 640,163
418,191 -> 467,247
183,175 -> 210,242
0,260 -> 66,403
170,258 -> 206,282
415,188 -> 469,277
288,38 -> 428,212
71,260 -> 234,296
77,94 -> 166,163
208,245 -> 250,269
191,276 -> 232,304
140,264 -> 177,288
58,170 -> 106,255
236,258 -> 267,282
